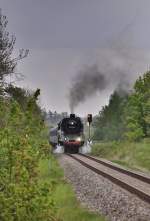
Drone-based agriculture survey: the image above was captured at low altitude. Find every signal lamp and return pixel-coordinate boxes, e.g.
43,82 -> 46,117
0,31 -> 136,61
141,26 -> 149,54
87,114 -> 92,124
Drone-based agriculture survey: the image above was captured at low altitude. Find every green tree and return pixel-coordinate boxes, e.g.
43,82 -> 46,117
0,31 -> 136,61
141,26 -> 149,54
5,84 -> 30,111
0,93 -> 58,221
93,91 -> 128,141
125,71 -> 150,140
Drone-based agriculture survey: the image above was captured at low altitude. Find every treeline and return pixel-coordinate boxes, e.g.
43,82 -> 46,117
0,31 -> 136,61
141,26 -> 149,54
45,111 -> 68,127
93,72 -> 150,141
0,10 -> 59,221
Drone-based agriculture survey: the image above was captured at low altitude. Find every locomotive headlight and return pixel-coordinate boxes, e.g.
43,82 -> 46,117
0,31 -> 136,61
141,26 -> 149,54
64,137 -> 68,141
76,137 -> 81,141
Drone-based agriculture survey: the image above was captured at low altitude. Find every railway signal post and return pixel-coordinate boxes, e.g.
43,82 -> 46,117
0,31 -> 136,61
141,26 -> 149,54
87,114 -> 92,143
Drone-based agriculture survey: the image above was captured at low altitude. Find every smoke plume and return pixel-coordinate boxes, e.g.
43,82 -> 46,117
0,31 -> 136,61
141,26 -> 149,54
69,47 -> 148,113
69,65 -> 107,113
69,20 -> 149,113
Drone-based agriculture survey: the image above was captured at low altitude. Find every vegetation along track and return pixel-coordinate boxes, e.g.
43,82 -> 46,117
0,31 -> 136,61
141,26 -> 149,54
67,153 -> 150,204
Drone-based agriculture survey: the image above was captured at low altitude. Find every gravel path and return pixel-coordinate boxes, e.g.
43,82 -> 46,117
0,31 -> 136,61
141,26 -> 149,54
57,154 -> 150,221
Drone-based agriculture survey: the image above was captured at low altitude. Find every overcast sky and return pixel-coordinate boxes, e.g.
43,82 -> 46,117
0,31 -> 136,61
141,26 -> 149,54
1,0 -> 150,116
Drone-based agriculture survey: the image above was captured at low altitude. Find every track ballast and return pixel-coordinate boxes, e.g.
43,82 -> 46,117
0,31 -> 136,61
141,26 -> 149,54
67,153 -> 150,204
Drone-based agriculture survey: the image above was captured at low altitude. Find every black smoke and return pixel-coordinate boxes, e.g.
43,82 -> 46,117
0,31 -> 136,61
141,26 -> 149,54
68,45 -> 148,113
69,64 -> 107,113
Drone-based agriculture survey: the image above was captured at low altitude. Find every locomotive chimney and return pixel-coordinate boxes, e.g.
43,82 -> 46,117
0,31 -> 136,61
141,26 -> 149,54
70,113 -> 75,118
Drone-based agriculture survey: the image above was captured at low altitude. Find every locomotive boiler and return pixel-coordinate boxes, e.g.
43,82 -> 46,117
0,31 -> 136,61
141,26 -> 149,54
49,114 -> 85,153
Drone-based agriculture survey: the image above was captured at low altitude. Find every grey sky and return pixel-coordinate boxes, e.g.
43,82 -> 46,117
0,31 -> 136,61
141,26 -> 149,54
1,0 -> 150,116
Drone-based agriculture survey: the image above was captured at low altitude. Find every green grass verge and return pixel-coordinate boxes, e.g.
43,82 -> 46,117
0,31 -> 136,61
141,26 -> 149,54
91,139 -> 150,172
39,156 -> 105,221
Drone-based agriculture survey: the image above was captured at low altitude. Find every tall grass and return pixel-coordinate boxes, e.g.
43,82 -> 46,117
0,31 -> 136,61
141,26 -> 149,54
91,139 -> 150,172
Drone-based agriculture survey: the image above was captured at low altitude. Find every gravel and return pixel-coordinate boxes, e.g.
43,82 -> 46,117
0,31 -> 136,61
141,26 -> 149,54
57,154 -> 150,221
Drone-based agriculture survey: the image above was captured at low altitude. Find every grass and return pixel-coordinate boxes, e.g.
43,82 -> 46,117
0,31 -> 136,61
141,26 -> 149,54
91,139 -> 150,172
39,156 -> 105,221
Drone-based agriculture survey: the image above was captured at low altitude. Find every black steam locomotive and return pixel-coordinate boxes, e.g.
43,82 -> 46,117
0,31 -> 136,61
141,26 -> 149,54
49,114 -> 84,153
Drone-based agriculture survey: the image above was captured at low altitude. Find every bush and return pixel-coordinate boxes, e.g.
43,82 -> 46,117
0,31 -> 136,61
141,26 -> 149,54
0,97 -> 59,220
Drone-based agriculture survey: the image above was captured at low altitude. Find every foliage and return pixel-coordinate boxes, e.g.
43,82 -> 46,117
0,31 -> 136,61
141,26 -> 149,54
0,9 -> 60,220
93,71 -> 150,142
0,94 -> 59,221
4,84 -> 30,111
124,71 -> 150,140
93,91 -> 128,141
91,139 -> 150,172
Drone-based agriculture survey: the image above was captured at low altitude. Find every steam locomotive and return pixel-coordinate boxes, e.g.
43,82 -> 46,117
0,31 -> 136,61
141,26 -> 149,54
49,114 -> 85,153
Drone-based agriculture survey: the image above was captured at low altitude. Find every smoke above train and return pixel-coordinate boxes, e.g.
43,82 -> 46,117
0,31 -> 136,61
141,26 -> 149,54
68,44 -> 147,113
69,65 -> 107,113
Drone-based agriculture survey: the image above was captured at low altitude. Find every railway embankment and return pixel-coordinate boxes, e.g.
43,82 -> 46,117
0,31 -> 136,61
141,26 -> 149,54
91,140 -> 150,173
58,154 -> 150,221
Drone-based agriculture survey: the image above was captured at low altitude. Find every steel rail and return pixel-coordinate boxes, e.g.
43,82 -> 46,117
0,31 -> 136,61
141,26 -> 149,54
78,153 -> 150,184
67,153 -> 150,204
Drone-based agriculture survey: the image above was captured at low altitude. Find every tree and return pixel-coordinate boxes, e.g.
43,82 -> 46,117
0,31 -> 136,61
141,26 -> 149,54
124,93 -> 144,141
125,71 -> 150,140
0,9 -> 60,220
5,84 -> 30,110
0,92 -> 58,221
93,91 -> 128,141
0,9 -> 28,83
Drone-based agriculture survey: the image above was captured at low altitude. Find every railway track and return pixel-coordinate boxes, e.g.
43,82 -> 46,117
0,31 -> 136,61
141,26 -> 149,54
67,153 -> 150,204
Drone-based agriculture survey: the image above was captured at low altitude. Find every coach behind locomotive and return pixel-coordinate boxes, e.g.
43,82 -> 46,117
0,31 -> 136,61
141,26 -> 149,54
49,114 -> 84,153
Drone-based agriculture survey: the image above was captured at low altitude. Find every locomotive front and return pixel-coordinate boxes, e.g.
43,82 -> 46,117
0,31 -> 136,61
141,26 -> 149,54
58,114 -> 84,153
